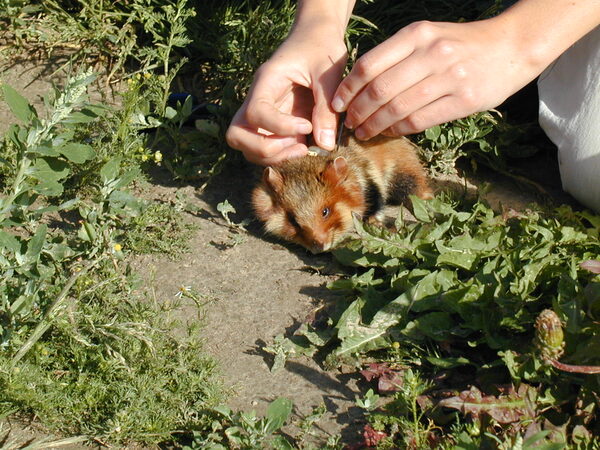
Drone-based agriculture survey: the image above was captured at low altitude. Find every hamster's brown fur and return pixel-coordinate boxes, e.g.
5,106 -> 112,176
252,133 -> 433,253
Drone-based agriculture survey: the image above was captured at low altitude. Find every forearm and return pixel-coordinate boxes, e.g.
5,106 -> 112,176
292,0 -> 357,40
493,0 -> 600,74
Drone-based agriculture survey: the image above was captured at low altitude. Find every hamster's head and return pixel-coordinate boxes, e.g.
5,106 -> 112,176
252,156 -> 364,253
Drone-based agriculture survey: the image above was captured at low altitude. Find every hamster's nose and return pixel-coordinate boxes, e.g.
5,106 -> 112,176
310,239 -> 331,254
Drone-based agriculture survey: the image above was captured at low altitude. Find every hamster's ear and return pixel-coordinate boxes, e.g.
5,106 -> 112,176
263,167 -> 284,193
323,157 -> 348,185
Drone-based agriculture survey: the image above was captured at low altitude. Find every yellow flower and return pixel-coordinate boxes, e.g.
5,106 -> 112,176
113,243 -> 122,252
391,341 -> 400,349
141,154 -> 149,162
143,72 -> 151,79
154,151 -> 163,163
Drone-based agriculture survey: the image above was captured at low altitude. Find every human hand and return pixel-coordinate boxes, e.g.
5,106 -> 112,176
226,28 -> 347,165
331,18 -> 541,139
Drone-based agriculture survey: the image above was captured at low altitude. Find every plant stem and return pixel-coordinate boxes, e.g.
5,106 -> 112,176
11,258 -> 102,365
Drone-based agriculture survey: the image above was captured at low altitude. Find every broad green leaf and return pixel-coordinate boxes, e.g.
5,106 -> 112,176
411,195 -> 431,223
0,230 -> 20,253
164,106 -> 178,119
25,224 -> 47,263
78,221 -> 97,242
29,157 -> 69,182
436,246 -> 479,270
265,397 -> 293,434
34,180 -> 64,197
426,355 -> 471,368
270,435 -> 294,450
2,84 -> 36,122
58,143 -> 96,164
63,106 -> 102,123
100,157 -> 122,183
413,311 -> 454,341
195,119 -> 220,138
424,125 -> 441,141
113,167 -> 141,190
29,145 -> 60,157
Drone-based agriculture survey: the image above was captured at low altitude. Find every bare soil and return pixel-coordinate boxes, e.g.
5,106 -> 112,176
0,56 -> 578,448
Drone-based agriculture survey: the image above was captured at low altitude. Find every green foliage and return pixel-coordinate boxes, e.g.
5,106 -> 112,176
0,263 -> 222,444
122,201 -> 197,258
274,195 -> 600,445
186,397 -> 294,449
0,69 -> 223,445
417,111 -> 537,175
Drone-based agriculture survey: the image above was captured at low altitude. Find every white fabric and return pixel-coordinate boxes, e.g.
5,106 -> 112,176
538,26 -> 600,213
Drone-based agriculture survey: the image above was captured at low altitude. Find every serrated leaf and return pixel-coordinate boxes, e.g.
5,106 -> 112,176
411,195 -> 431,223
2,84 -> 36,122
437,385 -> 536,424
58,143 -> 96,163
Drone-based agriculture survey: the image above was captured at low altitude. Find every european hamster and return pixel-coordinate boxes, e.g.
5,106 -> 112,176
252,133 -> 433,253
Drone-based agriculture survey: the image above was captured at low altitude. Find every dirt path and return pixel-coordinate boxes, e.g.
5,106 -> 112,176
130,166 -> 367,444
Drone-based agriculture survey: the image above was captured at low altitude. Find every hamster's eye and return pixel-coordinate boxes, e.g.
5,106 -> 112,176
321,207 -> 330,218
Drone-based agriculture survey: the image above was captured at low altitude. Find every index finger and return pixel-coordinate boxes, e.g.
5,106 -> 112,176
332,23 -> 422,113
245,68 -> 313,136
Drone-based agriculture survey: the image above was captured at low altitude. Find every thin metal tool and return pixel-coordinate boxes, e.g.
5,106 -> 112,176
335,111 -> 346,152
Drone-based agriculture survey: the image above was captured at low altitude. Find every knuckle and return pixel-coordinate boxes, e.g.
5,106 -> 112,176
458,87 -> 478,110
432,39 -> 456,58
345,107 -> 361,127
388,97 -> 409,118
409,21 -> 435,40
255,143 -> 275,160
354,55 -> 373,79
367,78 -> 390,101
360,120 -> 376,137
225,127 -> 240,149
450,62 -> 469,80
244,106 -> 259,127
404,113 -> 425,133
415,84 -> 431,98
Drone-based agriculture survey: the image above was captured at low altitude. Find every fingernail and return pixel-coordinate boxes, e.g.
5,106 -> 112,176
355,128 -> 367,140
319,129 -> 335,149
295,120 -> 312,135
344,118 -> 353,129
332,96 -> 345,112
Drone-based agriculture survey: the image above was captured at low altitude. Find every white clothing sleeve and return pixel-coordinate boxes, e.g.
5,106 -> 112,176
538,26 -> 600,213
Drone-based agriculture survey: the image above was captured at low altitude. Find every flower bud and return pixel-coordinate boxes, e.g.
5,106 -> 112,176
535,309 -> 565,363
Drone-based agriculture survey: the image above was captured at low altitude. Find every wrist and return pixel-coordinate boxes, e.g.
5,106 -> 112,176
493,0 -> 600,75
292,0 -> 355,41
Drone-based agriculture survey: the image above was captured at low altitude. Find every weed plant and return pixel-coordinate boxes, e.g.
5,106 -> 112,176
0,66 -> 226,444
275,195 -> 600,447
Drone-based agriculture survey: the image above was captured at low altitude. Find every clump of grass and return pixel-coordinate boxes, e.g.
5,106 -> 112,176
0,261 -> 223,444
123,201 -> 198,258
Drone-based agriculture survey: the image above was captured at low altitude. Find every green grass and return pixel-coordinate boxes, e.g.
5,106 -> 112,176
1,262 -> 223,444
